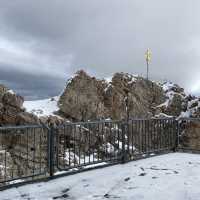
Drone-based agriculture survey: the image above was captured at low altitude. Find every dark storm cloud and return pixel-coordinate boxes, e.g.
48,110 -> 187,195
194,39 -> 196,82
0,0 -> 200,99
0,65 -> 65,100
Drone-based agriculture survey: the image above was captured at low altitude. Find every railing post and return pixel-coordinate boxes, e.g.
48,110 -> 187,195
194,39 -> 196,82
172,119 -> 179,152
121,121 -> 127,164
176,119 -> 180,151
48,125 -> 55,177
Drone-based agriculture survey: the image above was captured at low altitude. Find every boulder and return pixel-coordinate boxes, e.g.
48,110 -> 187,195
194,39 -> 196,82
58,70 -> 106,121
2,92 -> 24,108
106,73 -> 165,119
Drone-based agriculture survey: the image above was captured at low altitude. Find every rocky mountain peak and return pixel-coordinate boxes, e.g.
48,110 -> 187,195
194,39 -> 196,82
58,70 -> 166,121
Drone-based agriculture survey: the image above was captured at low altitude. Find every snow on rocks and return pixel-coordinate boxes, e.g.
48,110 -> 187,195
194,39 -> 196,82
156,81 -> 186,117
1,153 -> 200,200
7,89 -> 15,95
157,81 -> 200,118
23,96 -> 59,117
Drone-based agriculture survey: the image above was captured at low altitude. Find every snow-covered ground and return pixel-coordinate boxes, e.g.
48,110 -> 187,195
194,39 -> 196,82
23,96 -> 59,117
1,153 -> 200,200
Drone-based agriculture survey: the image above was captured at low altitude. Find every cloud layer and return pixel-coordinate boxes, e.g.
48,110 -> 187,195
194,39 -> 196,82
0,1 -> 200,99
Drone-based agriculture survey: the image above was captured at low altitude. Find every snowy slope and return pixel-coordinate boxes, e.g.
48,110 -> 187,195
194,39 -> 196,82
1,153 -> 200,200
23,96 -> 59,117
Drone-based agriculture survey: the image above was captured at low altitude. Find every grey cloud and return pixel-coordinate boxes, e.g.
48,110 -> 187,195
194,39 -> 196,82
0,0 -> 200,99
0,65 -> 66,100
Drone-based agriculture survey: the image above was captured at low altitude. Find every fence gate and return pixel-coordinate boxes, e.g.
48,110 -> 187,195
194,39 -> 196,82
54,121 -> 123,171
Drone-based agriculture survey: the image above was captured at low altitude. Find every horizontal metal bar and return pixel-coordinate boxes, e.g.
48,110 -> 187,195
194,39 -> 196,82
178,148 -> 200,154
129,117 -> 175,121
178,117 -> 200,121
0,172 -> 48,184
58,120 -> 122,127
0,125 -> 43,130
57,158 -> 120,171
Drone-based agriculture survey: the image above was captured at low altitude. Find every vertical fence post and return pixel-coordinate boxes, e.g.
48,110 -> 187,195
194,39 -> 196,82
121,122 -> 126,163
48,125 -> 55,177
176,119 -> 180,151
172,119 -> 179,152
121,122 -> 125,163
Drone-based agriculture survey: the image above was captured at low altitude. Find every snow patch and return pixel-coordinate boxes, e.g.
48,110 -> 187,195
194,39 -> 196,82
24,96 -> 60,117
7,89 -> 15,95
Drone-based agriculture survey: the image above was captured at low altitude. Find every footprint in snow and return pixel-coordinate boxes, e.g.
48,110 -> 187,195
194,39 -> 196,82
52,193 -> 69,199
127,186 -> 139,190
124,177 -> 130,182
139,173 -> 147,176
140,167 -> 145,171
83,184 -> 90,187
62,188 -> 70,193
81,179 -> 88,182
20,193 -> 34,200
53,188 -> 70,199
103,193 -> 120,199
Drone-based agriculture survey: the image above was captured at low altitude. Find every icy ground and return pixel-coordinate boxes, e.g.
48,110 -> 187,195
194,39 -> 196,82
1,153 -> 200,200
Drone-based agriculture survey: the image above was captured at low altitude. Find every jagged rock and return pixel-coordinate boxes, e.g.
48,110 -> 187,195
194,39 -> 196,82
58,70 -> 106,121
58,71 -> 165,120
189,101 -> 198,109
156,82 -> 187,117
2,92 -> 24,108
16,112 -> 40,125
165,94 -> 184,116
42,115 -> 64,126
107,73 -> 165,119
170,84 -> 184,94
0,86 -> 42,126
0,84 -> 8,101
180,121 -> 200,150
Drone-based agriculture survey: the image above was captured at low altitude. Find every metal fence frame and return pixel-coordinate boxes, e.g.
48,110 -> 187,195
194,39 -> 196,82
0,125 -> 49,189
0,117 -> 199,190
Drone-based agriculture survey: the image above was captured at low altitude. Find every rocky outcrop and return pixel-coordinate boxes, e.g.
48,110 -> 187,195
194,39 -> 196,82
107,73 -> 165,119
0,85 -> 39,126
155,82 -> 186,117
58,70 -> 166,121
58,70 -> 106,121
180,120 -> 200,150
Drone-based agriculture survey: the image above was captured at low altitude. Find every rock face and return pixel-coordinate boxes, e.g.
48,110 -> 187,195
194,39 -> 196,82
58,70 -> 106,121
180,120 -> 200,150
108,73 -> 165,119
0,85 -> 39,126
58,70 -> 165,121
164,93 -> 184,116
155,82 -> 186,117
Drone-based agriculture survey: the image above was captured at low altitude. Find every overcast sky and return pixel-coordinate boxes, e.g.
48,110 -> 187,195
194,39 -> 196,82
0,1 -> 200,100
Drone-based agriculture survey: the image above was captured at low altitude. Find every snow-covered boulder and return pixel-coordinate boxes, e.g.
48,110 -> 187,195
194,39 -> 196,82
156,82 -> 186,117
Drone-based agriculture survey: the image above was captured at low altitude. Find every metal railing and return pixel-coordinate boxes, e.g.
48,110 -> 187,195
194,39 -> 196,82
1,117 -> 198,190
53,118 -> 178,172
0,125 -> 49,187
